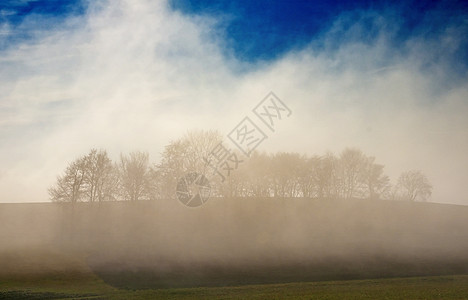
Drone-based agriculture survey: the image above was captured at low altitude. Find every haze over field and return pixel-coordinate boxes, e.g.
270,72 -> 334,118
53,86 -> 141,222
1,199 -> 468,288
0,0 -> 468,204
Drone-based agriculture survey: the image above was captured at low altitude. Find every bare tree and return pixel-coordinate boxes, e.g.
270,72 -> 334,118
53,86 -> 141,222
50,142 -> 399,203
49,156 -> 87,203
154,130 -> 223,199
119,151 -> 150,201
315,152 -> 338,199
270,152 -> 303,197
395,170 -> 432,201
185,129 -> 223,173
83,149 -> 116,202
239,151 -> 272,197
153,139 -> 189,199
360,156 -> 390,200
101,163 -> 120,201
339,148 -> 367,200
217,148 -> 248,197
297,155 -> 321,198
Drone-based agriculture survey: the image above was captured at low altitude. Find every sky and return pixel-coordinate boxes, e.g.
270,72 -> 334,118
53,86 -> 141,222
0,0 -> 467,204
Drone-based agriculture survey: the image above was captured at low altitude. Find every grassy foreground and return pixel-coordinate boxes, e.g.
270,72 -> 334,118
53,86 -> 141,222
1,273 -> 468,299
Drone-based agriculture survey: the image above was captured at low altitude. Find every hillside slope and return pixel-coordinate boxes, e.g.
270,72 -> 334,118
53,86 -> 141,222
1,198 -> 468,287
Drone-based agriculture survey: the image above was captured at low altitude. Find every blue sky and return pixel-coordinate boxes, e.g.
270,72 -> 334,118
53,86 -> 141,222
2,0 -> 467,68
171,0 -> 468,63
0,0 -> 468,203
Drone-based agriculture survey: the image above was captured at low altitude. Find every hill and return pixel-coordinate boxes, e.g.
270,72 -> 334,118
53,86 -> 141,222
1,198 -> 468,288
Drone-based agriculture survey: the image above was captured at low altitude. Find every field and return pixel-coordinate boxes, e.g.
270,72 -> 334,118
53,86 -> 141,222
2,273 -> 468,299
1,198 -> 468,298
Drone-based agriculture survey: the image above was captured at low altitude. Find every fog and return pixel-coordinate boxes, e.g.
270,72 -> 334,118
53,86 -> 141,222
0,0 -> 468,205
1,198 -> 468,287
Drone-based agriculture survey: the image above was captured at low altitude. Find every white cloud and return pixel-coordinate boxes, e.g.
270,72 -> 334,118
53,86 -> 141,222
0,0 -> 467,205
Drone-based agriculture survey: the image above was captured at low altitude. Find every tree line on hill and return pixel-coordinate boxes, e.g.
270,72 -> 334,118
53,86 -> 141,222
48,130 -> 432,203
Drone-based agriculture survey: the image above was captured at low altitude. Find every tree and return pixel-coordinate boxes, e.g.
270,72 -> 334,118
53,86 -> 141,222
297,155 -> 320,198
118,151 -> 150,201
270,152 -> 303,197
315,152 -> 338,199
184,129 -> 224,173
83,149 -> 117,202
217,148 -> 249,197
243,151 -> 272,197
49,155 -> 88,203
152,139 -> 189,199
49,144 -> 398,203
395,170 -> 432,201
339,148 -> 367,200
154,130 -> 223,199
49,149 -> 119,203
360,156 -> 390,200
